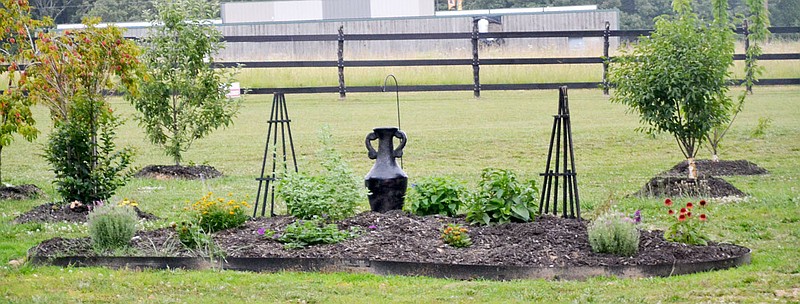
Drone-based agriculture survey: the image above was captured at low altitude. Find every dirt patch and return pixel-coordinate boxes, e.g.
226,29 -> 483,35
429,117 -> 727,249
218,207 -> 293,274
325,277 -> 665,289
0,184 -> 44,200
635,176 -> 747,198
667,160 -> 768,177
13,202 -> 158,224
134,165 -> 222,180
30,211 -> 749,268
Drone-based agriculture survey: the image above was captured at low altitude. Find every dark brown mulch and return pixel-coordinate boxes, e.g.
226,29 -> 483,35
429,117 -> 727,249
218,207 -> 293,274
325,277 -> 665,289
0,184 -> 44,200
634,176 -> 747,198
30,211 -> 749,268
632,159 -> 763,198
667,159 -> 768,177
134,165 -> 223,180
13,202 -> 158,224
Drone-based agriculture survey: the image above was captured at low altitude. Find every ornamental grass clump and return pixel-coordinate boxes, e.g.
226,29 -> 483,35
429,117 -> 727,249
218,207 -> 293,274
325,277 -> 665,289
88,203 -> 139,251
441,223 -> 472,248
588,211 -> 641,256
187,192 -> 250,233
663,198 -> 710,245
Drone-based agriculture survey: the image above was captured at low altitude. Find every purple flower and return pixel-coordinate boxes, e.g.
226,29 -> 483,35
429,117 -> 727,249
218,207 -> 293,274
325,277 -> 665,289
368,225 -> 377,230
257,227 -> 266,235
632,210 -> 641,224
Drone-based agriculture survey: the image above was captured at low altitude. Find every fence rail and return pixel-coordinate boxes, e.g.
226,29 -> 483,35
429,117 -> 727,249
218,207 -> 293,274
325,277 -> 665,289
215,25 -> 800,97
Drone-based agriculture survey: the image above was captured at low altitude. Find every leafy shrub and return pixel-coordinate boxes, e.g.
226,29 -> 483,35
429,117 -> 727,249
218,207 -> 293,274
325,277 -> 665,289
278,127 -> 366,221
44,103 -> 134,205
172,221 -> 211,249
277,218 -> 360,249
663,198 -> 710,245
588,212 -> 641,256
88,204 -> 138,251
441,223 -> 472,248
466,168 -> 539,225
187,192 -> 250,233
405,177 -> 467,217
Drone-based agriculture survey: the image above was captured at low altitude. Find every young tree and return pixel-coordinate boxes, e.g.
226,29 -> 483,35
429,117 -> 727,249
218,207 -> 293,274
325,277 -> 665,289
128,0 -> 239,166
608,0 -> 734,179
705,0 -> 769,161
23,18 -> 143,204
0,0 -> 49,184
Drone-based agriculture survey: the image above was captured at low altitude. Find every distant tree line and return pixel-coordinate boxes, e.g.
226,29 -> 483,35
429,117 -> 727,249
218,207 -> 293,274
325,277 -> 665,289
436,0 -> 800,28
27,0 -> 800,29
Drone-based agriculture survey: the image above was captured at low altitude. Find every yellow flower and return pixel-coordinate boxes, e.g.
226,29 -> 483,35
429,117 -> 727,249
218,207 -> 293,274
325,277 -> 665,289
229,211 -> 234,215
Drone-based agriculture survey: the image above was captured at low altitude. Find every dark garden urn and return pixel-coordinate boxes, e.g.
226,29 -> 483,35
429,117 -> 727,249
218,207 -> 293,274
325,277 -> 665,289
364,127 -> 408,212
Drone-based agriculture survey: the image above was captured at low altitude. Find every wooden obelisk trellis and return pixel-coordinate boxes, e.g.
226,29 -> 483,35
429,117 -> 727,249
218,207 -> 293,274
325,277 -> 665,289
254,92 -> 298,217
539,86 -> 581,219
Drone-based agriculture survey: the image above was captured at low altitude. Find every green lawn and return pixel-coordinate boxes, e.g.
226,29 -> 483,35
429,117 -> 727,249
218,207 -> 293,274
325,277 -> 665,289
1,86 -> 799,302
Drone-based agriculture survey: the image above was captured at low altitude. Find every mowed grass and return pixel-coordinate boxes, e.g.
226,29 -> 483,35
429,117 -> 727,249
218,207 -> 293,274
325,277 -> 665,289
0,86 -> 799,302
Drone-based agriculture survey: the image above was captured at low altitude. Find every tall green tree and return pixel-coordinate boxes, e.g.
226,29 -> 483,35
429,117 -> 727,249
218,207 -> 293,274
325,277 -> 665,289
23,18 -> 142,204
608,0 -> 734,178
86,0 -> 153,22
128,0 -> 239,166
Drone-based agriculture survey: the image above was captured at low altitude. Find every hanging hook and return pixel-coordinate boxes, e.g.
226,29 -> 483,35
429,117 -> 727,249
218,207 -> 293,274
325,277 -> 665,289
382,74 -> 403,168
383,74 -> 401,130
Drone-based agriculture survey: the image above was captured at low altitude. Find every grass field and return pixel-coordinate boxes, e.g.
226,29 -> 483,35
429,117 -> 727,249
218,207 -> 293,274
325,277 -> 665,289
0,86 -> 799,302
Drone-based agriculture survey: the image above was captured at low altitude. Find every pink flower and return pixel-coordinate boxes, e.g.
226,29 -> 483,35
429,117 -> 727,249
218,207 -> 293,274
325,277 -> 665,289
678,214 -> 687,222
257,227 -> 266,235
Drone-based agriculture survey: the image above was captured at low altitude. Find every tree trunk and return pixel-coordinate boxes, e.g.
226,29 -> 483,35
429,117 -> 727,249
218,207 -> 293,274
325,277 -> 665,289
0,145 -> 3,184
712,154 -> 719,162
687,157 -> 698,179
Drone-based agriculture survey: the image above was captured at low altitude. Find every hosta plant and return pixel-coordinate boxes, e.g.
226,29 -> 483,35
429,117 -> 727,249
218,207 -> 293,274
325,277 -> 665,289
466,168 -> 539,225
406,176 -> 468,217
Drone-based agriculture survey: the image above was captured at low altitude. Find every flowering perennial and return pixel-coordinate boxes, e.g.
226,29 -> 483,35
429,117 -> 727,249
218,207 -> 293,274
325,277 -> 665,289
187,192 -> 250,233
663,198 -> 710,245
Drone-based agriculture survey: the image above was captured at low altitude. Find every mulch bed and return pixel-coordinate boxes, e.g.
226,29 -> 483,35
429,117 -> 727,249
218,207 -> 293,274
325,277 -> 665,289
13,202 -> 158,224
634,159 -> 768,198
0,184 -> 44,200
134,165 -> 223,180
29,211 -> 749,268
666,159 -> 768,177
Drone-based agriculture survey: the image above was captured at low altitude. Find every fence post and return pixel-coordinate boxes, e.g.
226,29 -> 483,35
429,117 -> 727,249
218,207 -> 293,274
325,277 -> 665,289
743,19 -> 752,94
471,19 -> 481,98
602,21 -> 610,96
338,25 -> 346,99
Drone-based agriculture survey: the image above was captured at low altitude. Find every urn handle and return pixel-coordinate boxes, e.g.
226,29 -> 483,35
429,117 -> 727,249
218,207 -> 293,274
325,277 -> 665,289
393,130 -> 407,158
365,132 -> 378,159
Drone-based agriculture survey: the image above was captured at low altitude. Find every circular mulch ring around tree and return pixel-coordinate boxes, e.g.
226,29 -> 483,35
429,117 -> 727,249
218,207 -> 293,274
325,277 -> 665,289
666,159 -> 768,177
134,165 -> 223,180
27,212 -> 751,280
13,202 -> 158,224
634,175 -> 747,198
0,184 -> 44,200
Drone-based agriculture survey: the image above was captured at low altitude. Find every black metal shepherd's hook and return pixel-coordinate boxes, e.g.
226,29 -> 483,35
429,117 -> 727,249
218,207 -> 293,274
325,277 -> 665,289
382,74 -> 403,168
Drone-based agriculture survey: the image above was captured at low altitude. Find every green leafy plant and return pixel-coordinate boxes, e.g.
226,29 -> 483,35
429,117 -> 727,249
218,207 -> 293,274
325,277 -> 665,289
278,127 -> 366,221
466,168 -> 539,225
588,211 -> 641,256
87,203 -> 138,251
663,198 -> 710,245
405,176 -> 468,217
750,117 -> 772,138
441,223 -> 472,248
608,0 -> 735,178
43,101 -> 134,204
277,218 -> 360,249
185,192 -> 250,233
127,0 -> 240,166
171,221 -> 211,249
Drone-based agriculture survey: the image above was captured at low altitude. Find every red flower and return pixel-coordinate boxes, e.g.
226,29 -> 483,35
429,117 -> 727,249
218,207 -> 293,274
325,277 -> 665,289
678,214 -> 687,222
687,212 -> 692,218
680,208 -> 687,215
664,198 -> 673,207
686,202 -> 694,209
699,200 -> 707,207
668,209 -> 675,215
699,214 -> 707,221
